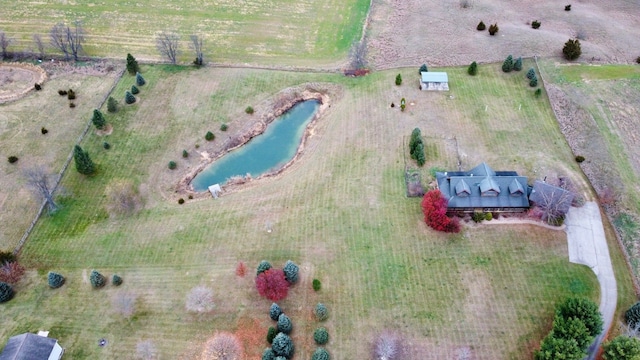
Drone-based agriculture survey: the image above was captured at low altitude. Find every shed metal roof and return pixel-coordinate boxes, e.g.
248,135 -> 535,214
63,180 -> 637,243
421,72 -> 448,83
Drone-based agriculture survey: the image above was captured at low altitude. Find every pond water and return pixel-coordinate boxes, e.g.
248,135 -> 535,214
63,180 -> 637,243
191,99 -> 321,191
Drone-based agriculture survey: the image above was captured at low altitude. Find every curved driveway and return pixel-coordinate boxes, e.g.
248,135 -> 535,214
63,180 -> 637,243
564,202 -> 617,359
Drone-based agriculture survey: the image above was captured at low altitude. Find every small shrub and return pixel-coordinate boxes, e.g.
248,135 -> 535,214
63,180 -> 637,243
58,89 -> 67,96
312,278 -> 321,291
257,260 -> 272,276
168,161 -> 177,170
220,124 -> 228,131
472,211 -> 484,223
636,56 -> 640,64
314,303 -> 329,321
112,274 -> 123,286
235,261 -> 247,277
205,131 -> 215,141
186,286 -> 215,313
182,150 -> 188,158
131,85 -> 140,95
532,20 -> 541,29
48,272 -> 65,288
262,348 -> 276,360
603,335 -> 640,360
0,282 -> 14,303
484,212 -> 493,221
468,61 -> 478,76
565,4 -> 571,11
90,270 -> 106,288
535,88 -> 542,97
67,89 -> 76,100
283,260 -> 299,284
395,74 -> 402,86
271,333 -> 294,359
267,326 -> 277,344
514,57 -> 523,71
277,313 -> 293,334
125,91 -> 136,104
419,64 -> 428,73
7,156 -> 18,164
69,102 -> 76,108
188,195 -> 193,199
314,327 -> 329,345
312,348 -> 330,360
400,98 -> 406,112
41,127 -> 48,134
488,23 -> 499,35
526,68 -> 536,80
178,198 -> 185,204
575,155 -> 585,163
34,83 -> 42,91
103,142 -> 110,150
270,303 -> 283,321
0,261 -> 25,284
390,102 -> 395,108
530,77 -> 538,87
477,21 -> 486,31
107,96 -> 118,113
563,39 -> 582,61
502,55 -> 514,72
245,106 -> 254,114
136,72 -> 146,86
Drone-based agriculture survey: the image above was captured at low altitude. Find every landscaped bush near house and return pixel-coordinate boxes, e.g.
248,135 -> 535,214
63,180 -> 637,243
395,74 -> 402,86
0,261 -> 25,284
256,269 -> 289,301
314,327 -> 329,345
257,260 -> 272,276
267,326 -> 277,344
90,270 -> 106,288
131,85 -> 140,95
125,91 -> 136,104
283,260 -> 299,284
245,106 -> 254,114
532,20 -> 541,29
312,348 -> 330,360
0,282 -> 14,303
262,348 -> 276,360
112,274 -> 123,286
556,297 -> 603,337
602,335 -> 640,360
488,23 -> 499,35
472,211 -> 484,223
277,313 -> 293,334
314,303 -> 329,321
271,333 -> 294,359
477,21 -> 486,31
312,279 -> 321,291
484,212 -> 493,221
7,156 -> 18,164
419,64 -> 428,73
168,161 -> 177,170
625,302 -> 640,329
48,272 -> 65,288
421,189 -> 460,233
205,131 -> 215,141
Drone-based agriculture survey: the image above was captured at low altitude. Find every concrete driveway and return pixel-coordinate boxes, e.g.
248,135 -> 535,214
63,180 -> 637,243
565,202 -> 617,359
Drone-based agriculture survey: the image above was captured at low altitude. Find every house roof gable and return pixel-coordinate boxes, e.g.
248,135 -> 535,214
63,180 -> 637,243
0,333 -> 57,360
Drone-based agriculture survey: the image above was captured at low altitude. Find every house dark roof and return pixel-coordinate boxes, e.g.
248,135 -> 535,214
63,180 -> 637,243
436,162 -> 530,209
529,180 -> 574,215
421,72 -> 448,83
0,333 -> 58,360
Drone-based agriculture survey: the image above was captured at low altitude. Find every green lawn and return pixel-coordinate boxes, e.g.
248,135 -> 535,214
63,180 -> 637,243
3,64 -> 628,358
0,0 -> 370,66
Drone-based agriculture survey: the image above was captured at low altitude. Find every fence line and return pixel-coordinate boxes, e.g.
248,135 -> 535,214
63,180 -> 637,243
13,67 -> 126,255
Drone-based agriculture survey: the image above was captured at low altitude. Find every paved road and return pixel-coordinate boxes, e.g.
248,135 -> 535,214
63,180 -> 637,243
565,202 -> 617,360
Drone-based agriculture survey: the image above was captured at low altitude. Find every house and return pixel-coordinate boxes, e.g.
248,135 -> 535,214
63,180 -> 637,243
529,180 -> 574,220
420,72 -> 449,91
435,162 -> 530,214
0,333 -> 64,360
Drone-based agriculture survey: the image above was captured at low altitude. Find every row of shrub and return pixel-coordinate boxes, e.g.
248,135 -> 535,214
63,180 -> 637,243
90,269 -> 123,288
476,21 -> 499,35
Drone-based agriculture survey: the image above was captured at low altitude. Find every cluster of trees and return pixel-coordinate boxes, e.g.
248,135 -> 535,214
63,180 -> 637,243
502,55 -> 523,73
155,32 -> 206,65
89,269 -> 122,288
409,128 -> 425,167
264,303 -> 296,359
0,251 -> 23,303
535,297 -> 603,359
255,260 -> 299,301
526,67 -> 539,87
421,189 -> 460,233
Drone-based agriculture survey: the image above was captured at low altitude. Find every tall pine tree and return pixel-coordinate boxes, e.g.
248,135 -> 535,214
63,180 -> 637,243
74,145 -> 95,175
92,109 -> 106,130
126,53 -> 140,75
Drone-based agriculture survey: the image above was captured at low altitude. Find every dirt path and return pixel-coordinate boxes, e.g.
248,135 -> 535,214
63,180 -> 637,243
564,202 -> 617,359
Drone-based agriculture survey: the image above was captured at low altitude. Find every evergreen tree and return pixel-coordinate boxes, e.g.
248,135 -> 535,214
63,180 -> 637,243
136,72 -> 146,86
283,260 -> 299,284
107,96 -> 118,113
90,270 -> 106,288
477,21 -> 486,31
312,348 -> 330,360
112,274 -> 123,286
131,85 -> 140,95
0,282 -> 14,303
530,76 -> 538,87
92,109 -> 106,130
277,313 -> 293,334
468,61 -> 478,76
526,68 -> 536,80
514,57 -> 523,71
126,53 -> 140,75
419,64 -> 428,73
603,336 -> 640,360
502,55 -> 514,72
270,303 -> 283,321
395,74 -> 402,86
125,91 -> 136,104
271,333 -> 294,359
74,145 -> 95,175
563,39 -> 582,60
48,272 -> 65,288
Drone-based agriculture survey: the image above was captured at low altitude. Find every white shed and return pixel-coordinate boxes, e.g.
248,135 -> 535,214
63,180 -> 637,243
420,72 -> 449,91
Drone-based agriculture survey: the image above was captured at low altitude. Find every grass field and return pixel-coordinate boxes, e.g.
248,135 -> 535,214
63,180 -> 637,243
0,0 -> 369,66
2,63 -> 632,358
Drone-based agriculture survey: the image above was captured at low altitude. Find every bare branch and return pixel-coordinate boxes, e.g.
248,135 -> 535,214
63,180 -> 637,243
349,39 -> 368,70
24,166 -> 58,213
0,31 -> 14,60
190,34 -> 204,66
67,20 -> 84,61
186,286 -> 215,313
33,34 -> 45,60
156,31 -> 180,64
50,23 -> 70,60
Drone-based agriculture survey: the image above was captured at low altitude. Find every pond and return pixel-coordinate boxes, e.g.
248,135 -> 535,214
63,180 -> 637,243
191,99 -> 321,191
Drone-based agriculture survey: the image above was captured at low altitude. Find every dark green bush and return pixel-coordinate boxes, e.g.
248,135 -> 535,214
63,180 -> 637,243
178,198 -> 185,204
514,57 -> 523,71
395,74 -> 402,86
125,91 -> 136,104
314,327 -> 329,345
131,85 -> 140,95
69,102 -> 75,108
136,72 -> 146,86
551,314 -> 593,351
0,251 -> 16,264
314,303 -> 329,321
625,302 -> 640,329
532,20 -> 541,29
526,68 -> 536,80
468,61 -> 478,76
58,89 -> 67,96
283,260 -> 299,284
575,155 -> 585,163
262,348 -> 276,360
502,55 -> 514,72
603,335 -> 640,360
277,313 -> 293,334
90,270 -> 106,288
477,21 -> 486,31
556,297 -> 603,337
636,56 -> 640,64
103,142 -> 110,150
205,131 -> 215,141
0,282 -> 14,303
267,326 -> 277,344
67,89 -> 76,100
312,348 -> 330,360
41,127 -> 48,135
126,54 -> 140,75
419,64 -> 428,73
182,150 -> 188,158
271,333 -> 294,359
312,279 -> 321,291
92,109 -> 106,130
245,106 -> 254,114
112,274 -> 123,286
535,334 -> 584,360
530,77 -> 538,87
34,83 -> 42,91
48,272 -> 65,288
563,39 -> 582,61
220,124 -> 228,131
488,23 -> 499,35
472,211 -> 484,223
565,4 -> 571,11
188,195 -> 193,199
535,88 -> 542,97
270,303 -> 283,321
7,156 -> 18,164
168,161 -> 177,170
107,96 -> 118,113
257,260 -> 272,276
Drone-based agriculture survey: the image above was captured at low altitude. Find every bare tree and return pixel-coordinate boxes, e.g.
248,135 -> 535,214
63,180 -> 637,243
349,38 -> 368,70
24,166 -> 58,213
49,21 -> 84,61
136,340 -> 158,360
33,34 -> 45,60
105,179 -> 141,217
67,20 -> 84,61
156,31 -> 180,64
0,31 -> 14,60
50,23 -> 70,60
201,332 -> 243,360
186,286 -> 215,313
372,331 -> 406,360
530,180 -> 575,224
190,34 -> 204,66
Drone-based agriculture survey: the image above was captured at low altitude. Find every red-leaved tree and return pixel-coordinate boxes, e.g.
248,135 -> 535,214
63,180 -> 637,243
256,269 -> 289,301
421,189 -> 460,233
